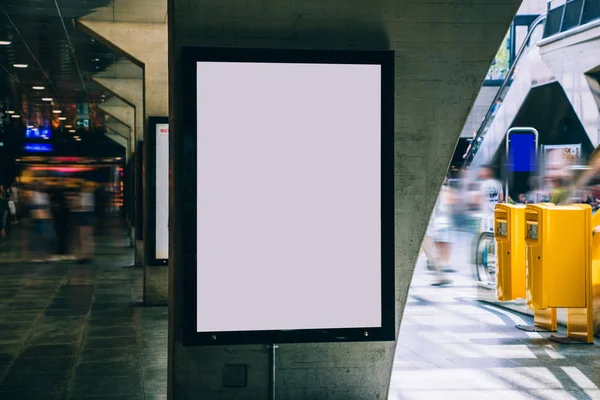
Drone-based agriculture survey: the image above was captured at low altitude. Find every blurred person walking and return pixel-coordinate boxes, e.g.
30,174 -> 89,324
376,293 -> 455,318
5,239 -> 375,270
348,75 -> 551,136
94,184 -> 107,236
30,183 -> 53,262
422,178 -> 455,286
50,186 -> 72,258
477,165 -> 504,215
0,185 -> 8,240
8,180 -> 18,224
75,181 -> 95,263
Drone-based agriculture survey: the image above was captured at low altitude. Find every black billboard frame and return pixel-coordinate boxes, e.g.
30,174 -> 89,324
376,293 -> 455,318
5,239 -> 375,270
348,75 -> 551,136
181,46 -> 396,346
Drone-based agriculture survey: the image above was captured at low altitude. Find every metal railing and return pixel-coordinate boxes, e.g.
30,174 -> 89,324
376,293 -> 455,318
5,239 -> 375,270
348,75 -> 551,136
544,0 -> 600,38
463,14 -> 547,167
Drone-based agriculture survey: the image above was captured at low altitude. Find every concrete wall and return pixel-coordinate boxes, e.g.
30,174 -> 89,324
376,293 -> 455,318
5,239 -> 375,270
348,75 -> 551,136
539,22 -> 600,146
168,0 -> 521,399
460,86 -> 500,137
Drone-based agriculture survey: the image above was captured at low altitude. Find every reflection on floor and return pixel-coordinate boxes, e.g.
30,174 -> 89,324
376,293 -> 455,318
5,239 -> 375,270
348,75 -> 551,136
0,224 -> 168,400
390,256 -> 600,400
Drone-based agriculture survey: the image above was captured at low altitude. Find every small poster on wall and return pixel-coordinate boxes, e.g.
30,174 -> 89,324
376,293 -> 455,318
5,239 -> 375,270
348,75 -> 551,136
148,117 -> 169,265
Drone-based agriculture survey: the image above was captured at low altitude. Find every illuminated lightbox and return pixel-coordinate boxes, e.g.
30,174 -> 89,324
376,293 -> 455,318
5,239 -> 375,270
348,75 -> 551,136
181,47 -> 395,346
147,117 -> 169,265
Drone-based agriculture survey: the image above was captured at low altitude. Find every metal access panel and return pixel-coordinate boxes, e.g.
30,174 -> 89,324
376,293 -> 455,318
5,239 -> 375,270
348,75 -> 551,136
180,47 -> 396,346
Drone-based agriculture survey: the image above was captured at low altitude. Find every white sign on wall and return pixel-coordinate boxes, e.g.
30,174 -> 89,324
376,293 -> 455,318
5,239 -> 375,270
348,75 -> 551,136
155,123 -> 169,260
195,61 -> 383,334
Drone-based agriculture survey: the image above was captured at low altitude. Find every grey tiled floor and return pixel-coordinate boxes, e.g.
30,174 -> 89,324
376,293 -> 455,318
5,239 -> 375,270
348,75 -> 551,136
0,223 -> 167,399
391,254 -> 600,400
3,223 -> 600,399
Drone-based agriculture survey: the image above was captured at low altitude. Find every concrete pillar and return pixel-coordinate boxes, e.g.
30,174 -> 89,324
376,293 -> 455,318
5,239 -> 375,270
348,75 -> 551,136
168,0 -> 521,399
105,131 -> 129,155
93,77 -> 143,144
95,58 -> 143,80
539,31 -> 600,146
99,98 -> 135,131
105,118 -> 131,142
77,16 -> 169,305
96,77 -> 145,262
99,99 -> 135,173
101,104 -> 136,248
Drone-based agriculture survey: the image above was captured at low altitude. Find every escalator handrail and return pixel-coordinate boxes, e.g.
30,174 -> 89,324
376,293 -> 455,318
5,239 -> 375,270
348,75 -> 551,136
463,14 -> 547,166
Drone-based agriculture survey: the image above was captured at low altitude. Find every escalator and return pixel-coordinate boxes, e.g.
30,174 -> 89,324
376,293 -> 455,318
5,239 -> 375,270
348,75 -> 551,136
459,15 -> 549,292
464,14 -> 551,171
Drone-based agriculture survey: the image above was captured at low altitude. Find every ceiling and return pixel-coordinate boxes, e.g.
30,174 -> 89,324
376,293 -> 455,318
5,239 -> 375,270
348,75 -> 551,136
0,0 -> 130,133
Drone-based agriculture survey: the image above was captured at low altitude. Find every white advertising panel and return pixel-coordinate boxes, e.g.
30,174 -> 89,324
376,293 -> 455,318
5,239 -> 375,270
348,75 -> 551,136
195,61 -> 383,333
155,123 -> 169,260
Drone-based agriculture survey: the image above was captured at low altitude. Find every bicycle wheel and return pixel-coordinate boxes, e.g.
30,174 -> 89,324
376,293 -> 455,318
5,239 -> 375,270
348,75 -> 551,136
475,232 -> 496,285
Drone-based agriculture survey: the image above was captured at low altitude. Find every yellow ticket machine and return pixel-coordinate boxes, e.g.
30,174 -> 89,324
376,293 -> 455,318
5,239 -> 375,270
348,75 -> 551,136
525,203 -> 595,343
495,203 -> 556,332
495,204 -> 526,301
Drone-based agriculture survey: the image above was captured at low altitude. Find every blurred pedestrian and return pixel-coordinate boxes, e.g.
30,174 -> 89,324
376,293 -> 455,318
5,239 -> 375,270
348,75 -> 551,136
75,181 -> 95,263
94,184 -> 107,236
8,180 -> 18,224
30,183 -> 52,262
50,185 -> 71,258
0,185 -> 8,239
477,165 -> 504,215
422,178 -> 454,286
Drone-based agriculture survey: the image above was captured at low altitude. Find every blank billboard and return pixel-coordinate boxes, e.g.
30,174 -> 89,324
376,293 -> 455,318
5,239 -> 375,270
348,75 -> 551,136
183,47 -> 395,345
147,116 -> 169,266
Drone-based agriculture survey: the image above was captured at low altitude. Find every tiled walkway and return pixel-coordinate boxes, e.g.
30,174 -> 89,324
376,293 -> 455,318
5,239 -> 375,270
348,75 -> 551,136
3,224 -> 600,399
391,255 -> 600,400
0,224 -> 168,399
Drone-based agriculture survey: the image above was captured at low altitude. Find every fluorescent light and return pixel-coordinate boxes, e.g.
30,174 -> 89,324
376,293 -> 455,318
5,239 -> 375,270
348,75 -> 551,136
13,64 -> 28,68
68,129 -> 76,133
58,116 -> 66,121
11,114 -> 20,118
116,157 -> 122,160
75,138 -> 82,141
0,41 -> 11,45
65,125 -> 72,128
41,97 -> 53,102
52,110 -> 62,114
6,110 -> 15,114
32,86 -> 45,90
27,125 -> 34,129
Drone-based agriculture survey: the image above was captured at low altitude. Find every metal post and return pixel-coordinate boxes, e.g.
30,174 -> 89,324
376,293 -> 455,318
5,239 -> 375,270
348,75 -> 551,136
509,22 -> 517,67
579,0 -> 587,25
558,1 -> 567,33
269,344 -> 278,400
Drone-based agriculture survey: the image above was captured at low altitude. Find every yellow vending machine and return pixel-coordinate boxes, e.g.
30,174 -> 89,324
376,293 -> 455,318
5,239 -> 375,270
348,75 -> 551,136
494,203 -> 556,332
495,204 -> 526,301
525,203 -> 596,343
